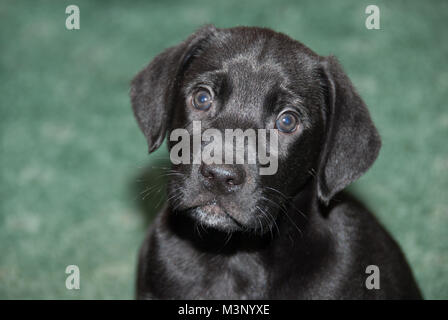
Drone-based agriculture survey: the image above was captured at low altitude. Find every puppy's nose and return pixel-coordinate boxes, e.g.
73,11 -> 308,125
200,163 -> 246,193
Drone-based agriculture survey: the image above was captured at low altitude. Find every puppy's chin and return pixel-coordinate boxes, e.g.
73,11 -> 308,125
173,201 -> 278,234
188,204 -> 243,232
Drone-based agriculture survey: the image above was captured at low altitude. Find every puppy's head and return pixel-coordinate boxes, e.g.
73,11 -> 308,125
131,25 -> 381,233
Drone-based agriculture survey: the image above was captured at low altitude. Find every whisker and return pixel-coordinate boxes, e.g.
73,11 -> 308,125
284,210 -> 303,238
262,187 -> 306,238
256,205 -> 275,240
257,202 -> 280,237
264,186 -> 308,221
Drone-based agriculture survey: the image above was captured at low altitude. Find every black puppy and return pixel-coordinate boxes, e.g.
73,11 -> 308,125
131,25 -> 422,299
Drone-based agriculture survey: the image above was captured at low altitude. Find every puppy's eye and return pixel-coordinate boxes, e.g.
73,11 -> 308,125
275,111 -> 299,133
192,89 -> 213,111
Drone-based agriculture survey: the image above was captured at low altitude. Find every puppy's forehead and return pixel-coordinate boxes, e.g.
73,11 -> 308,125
185,28 -> 320,94
221,54 -> 287,89
218,29 -> 316,69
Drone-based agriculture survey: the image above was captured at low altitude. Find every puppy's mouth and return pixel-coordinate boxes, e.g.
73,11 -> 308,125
187,201 -> 244,231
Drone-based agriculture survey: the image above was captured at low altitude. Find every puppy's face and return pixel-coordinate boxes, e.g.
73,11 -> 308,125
131,26 -> 381,233
166,31 -> 325,232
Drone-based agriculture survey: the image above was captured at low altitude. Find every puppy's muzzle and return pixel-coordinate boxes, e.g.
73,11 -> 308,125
199,163 -> 246,194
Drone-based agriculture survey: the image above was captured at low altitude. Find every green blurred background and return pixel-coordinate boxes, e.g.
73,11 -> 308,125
0,0 -> 447,299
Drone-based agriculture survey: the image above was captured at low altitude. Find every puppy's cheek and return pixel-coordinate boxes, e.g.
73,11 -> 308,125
261,159 -> 308,198
166,178 -> 185,208
169,170 -> 205,208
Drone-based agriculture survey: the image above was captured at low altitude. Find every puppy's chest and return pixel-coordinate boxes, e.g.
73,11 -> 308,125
181,253 -> 269,299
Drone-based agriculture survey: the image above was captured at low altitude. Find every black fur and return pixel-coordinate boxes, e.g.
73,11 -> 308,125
130,25 -> 422,299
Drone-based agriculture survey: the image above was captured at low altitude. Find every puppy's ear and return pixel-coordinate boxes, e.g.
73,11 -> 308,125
317,56 -> 381,205
130,25 -> 217,153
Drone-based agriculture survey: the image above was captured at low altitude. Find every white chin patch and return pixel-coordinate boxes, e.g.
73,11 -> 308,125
192,206 -> 238,230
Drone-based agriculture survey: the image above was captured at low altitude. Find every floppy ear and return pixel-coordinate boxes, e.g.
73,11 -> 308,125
317,56 -> 381,205
130,25 -> 217,153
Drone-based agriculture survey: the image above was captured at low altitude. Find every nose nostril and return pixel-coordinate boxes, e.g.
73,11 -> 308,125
200,164 -> 214,179
200,163 -> 246,191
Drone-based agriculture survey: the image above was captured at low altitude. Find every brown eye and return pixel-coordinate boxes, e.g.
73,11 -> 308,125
275,111 -> 299,133
192,89 -> 213,110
